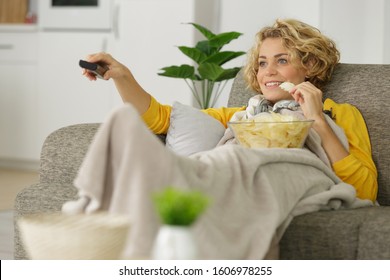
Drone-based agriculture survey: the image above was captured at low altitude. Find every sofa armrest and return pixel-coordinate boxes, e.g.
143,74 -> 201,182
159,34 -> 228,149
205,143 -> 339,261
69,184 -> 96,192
14,183 -> 78,259
39,123 -> 101,185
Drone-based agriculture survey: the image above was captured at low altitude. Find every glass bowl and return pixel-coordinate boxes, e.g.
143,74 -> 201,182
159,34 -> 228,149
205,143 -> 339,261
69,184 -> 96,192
228,120 -> 314,148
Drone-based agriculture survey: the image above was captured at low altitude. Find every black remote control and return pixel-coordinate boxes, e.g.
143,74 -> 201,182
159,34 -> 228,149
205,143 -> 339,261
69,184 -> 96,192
79,59 -> 109,79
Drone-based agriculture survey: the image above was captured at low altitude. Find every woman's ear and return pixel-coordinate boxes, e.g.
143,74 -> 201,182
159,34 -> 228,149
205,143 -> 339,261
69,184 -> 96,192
304,58 -> 315,80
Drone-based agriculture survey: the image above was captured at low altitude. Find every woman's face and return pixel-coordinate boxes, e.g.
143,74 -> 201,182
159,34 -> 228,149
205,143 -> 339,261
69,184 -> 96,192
256,38 -> 307,104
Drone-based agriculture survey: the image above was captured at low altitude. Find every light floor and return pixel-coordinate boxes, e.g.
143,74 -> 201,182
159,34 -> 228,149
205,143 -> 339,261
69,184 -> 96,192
0,168 -> 39,259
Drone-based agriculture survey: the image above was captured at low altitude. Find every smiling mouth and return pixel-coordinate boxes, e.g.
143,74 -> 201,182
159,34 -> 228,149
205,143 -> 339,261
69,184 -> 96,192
265,81 -> 282,87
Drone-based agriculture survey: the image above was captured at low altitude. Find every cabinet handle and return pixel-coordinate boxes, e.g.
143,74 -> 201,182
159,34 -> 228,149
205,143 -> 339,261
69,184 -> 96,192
0,44 -> 14,50
101,38 -> 107,52
113,4 -> 120,40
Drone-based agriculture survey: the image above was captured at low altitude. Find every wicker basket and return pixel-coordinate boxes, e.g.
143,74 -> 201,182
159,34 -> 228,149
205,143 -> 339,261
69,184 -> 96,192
18,212 -> 130,260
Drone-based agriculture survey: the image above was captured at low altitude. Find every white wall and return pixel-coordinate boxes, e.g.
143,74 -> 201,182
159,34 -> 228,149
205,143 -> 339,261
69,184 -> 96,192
218,0 -> 321,54
320,0 -> 386,64
218,0 -> 388,64
384,0 -> 390,63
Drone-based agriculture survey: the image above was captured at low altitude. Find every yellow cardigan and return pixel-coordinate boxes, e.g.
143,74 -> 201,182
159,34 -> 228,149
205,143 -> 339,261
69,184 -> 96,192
142,97 -> 378,202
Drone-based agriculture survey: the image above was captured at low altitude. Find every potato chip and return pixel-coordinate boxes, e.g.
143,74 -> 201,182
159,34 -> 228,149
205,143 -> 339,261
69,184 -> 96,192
279,82 -> 295,92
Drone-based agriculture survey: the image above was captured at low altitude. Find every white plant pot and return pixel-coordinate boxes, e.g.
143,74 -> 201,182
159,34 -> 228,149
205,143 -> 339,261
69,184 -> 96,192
152,225 -> 197,260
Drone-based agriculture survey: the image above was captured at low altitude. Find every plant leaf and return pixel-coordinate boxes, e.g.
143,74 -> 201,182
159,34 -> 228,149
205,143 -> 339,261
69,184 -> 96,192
152,186 -> 210,226
198,63 -> 224,81
158,64 -> 197,80
203,51 -> 246,66
186,22 -> 216,40
195,40 -> 218,56
178,46 -> 207,64
198,63 -> 241,81
214,67 -> 242,81
209,31 -> 243,50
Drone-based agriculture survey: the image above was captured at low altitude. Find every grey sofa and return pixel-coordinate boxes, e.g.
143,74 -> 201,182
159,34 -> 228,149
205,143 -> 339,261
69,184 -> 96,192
14,63 -> 390,259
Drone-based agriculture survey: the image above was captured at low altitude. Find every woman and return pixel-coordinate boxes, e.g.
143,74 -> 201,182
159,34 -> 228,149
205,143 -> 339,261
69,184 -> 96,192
83,19 -> 377,202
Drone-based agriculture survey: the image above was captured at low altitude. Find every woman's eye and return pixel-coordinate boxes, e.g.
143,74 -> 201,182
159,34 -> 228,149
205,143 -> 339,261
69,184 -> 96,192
278,58 -> 288,65
259,61 -> 267,68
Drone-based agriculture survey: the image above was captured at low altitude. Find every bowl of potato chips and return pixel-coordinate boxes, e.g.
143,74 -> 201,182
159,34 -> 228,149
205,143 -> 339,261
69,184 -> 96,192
228,113 -> 313,149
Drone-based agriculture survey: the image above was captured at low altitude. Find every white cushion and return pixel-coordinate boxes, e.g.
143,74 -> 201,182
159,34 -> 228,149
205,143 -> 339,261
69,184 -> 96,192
166,102 -> 226,156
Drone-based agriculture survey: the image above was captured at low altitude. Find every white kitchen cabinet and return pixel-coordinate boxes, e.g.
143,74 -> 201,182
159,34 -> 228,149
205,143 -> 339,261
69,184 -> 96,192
111,0 -> 202,106
37,31 -> 119,148
0,30 -> 40,163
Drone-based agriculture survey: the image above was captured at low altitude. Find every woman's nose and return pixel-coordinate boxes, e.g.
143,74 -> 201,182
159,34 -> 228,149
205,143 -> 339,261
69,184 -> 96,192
265,64 -> 277,75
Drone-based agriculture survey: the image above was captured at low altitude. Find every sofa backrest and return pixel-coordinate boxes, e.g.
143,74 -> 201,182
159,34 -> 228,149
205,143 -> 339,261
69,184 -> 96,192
228,64 -> 390,206
40,123 -> 166,186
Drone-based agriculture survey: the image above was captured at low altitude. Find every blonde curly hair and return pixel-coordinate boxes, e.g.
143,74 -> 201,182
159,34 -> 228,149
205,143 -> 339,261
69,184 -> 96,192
244,19 -> 340,93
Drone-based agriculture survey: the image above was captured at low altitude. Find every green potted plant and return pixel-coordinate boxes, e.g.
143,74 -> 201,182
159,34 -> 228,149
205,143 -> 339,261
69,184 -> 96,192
158,23 -> 246,109
151,186 -> 210,259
